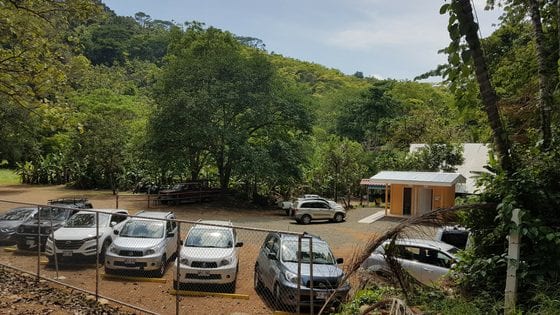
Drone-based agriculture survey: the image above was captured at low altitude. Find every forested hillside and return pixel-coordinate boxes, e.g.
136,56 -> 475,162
0,1 -> 476,200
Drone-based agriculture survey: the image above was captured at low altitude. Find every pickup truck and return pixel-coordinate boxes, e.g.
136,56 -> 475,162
158,180 -> 221,205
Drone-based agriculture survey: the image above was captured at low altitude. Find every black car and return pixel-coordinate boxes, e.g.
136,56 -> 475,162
15,199 -> 92,251
254,232 -> 350,311
0,207 -> 37,245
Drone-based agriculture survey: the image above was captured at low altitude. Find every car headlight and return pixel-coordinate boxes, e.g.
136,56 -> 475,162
145,248 -> 156,255
83,235 -> 101,242
179,257 -> 189,265
0,227 -> 15,233
219,258 -> 231,267
108,245 -> 118,254
284,270 -> 301,284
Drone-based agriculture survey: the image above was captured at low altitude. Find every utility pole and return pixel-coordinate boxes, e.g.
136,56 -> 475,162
505,208 -> 521,314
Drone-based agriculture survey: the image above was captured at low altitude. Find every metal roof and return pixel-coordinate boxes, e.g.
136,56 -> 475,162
369,171 -> 466,187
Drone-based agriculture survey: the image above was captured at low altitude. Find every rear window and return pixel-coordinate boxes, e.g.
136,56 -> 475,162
441,231 -> 469,249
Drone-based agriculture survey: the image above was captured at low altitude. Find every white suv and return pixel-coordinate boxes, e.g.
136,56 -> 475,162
173,220 -> 243,293
291,198 -> 346,224
45,209 -> 128,264
105,211 -> 178,277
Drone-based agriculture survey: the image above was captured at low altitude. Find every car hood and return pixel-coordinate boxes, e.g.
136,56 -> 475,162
0,221 -> 24,230
283,262 -> 344,279
22,220 -> 64,227
113,237 -> 162,249
54,227 -> 107,240
180,246 -> 234,261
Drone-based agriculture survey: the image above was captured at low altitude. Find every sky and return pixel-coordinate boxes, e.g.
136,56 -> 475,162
102,0 -> 502,81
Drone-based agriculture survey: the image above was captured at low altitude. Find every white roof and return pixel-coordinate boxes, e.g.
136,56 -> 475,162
370,171 -> 466,187
410,143 -> 491,194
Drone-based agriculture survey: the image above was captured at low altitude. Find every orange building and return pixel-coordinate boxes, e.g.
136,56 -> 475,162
363,171 -> 466,217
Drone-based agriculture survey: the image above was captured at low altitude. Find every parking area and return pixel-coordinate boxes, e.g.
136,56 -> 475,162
0,185 -> 403,314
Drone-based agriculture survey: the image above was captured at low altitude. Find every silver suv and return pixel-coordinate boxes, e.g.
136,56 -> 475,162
173,220 -> 243,292
45,209 -> 128,264
254,232 -> 350,310
291,198 -> 346,224
105,211 -> 178,277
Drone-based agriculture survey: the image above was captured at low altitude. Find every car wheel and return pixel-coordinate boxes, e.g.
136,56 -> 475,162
253,265 -> 263,291
225,279 -> 236,293
333,213 -> 344,223
104,266 -> 115,275
301,215 -> 311,225
155,255 -> 167,278
173,280 -> 181,290
273,283 -> 283,309
99,239 -> 111,264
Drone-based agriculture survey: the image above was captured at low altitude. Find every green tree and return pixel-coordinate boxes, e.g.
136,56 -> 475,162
150,25 -> 311,190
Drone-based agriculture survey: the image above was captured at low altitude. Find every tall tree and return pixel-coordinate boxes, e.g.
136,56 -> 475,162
150,25 -> 311,190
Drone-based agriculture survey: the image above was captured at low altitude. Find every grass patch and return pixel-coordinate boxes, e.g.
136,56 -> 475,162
0,169 -> 20,185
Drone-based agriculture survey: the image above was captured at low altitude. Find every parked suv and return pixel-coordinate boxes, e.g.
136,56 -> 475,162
15,199 -> 92,251
435,225 -> 471,250
254,232 -> 350,310
0,207 -> 37,245
45,209 -> 128,264
291,198 -> 346,224
105,211 -> 177,277
173,220 -> 243,292
361,238 -> 459,284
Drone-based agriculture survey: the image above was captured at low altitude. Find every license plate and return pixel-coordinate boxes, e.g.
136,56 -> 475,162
197,270 -> 210,277
316,291 -> 329,300
124,258 -> 135,265
63,251 -> 73,257
26,240 -> 35,246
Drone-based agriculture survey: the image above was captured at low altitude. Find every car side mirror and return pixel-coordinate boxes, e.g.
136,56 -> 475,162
267,252 -> 277,260
113,230 -> 119,235
167,232 -> 175,238
336,257 -> 344,264
110,221 -> 117,227
235,242 -> 243,248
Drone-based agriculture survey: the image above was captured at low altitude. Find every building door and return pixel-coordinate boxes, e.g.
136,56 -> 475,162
403,187 -> 412,215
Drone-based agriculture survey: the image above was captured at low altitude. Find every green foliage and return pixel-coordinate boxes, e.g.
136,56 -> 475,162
149,25 -> 312,191
0,169 -> 20,185
306,135 -> 368,205
337,285 -> 397,314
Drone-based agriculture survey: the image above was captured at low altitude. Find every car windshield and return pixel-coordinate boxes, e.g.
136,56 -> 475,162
185,228 -> 233,248
0,209 -> 34,221
65,213 -> 109,228
120,220 -> 164,238
447,247 -> 460,255
281,240 -> 336,264
32,207 -> 71,221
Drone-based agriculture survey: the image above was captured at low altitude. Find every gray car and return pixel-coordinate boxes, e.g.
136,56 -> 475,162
362,238 -> 459,285
0,207 -> 37,245
254,232 -> 350,311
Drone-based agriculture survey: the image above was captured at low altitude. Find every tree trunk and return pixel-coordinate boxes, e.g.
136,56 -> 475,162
454,0 -> 513,174
528,0 -> 554,151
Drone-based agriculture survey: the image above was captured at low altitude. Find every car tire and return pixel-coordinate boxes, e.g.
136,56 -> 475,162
273,283 -> 283,309
225,279 -> 236,293
155,255 -> 167,278
104,266 -> 115,275
99,239 -> 111,264
301,214 -> 312,225
333,213 -> 344,223
253,265 -> 263,292
173,280 -> 182,290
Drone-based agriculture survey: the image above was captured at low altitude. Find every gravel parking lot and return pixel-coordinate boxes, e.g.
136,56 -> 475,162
0,185 -> 403,314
